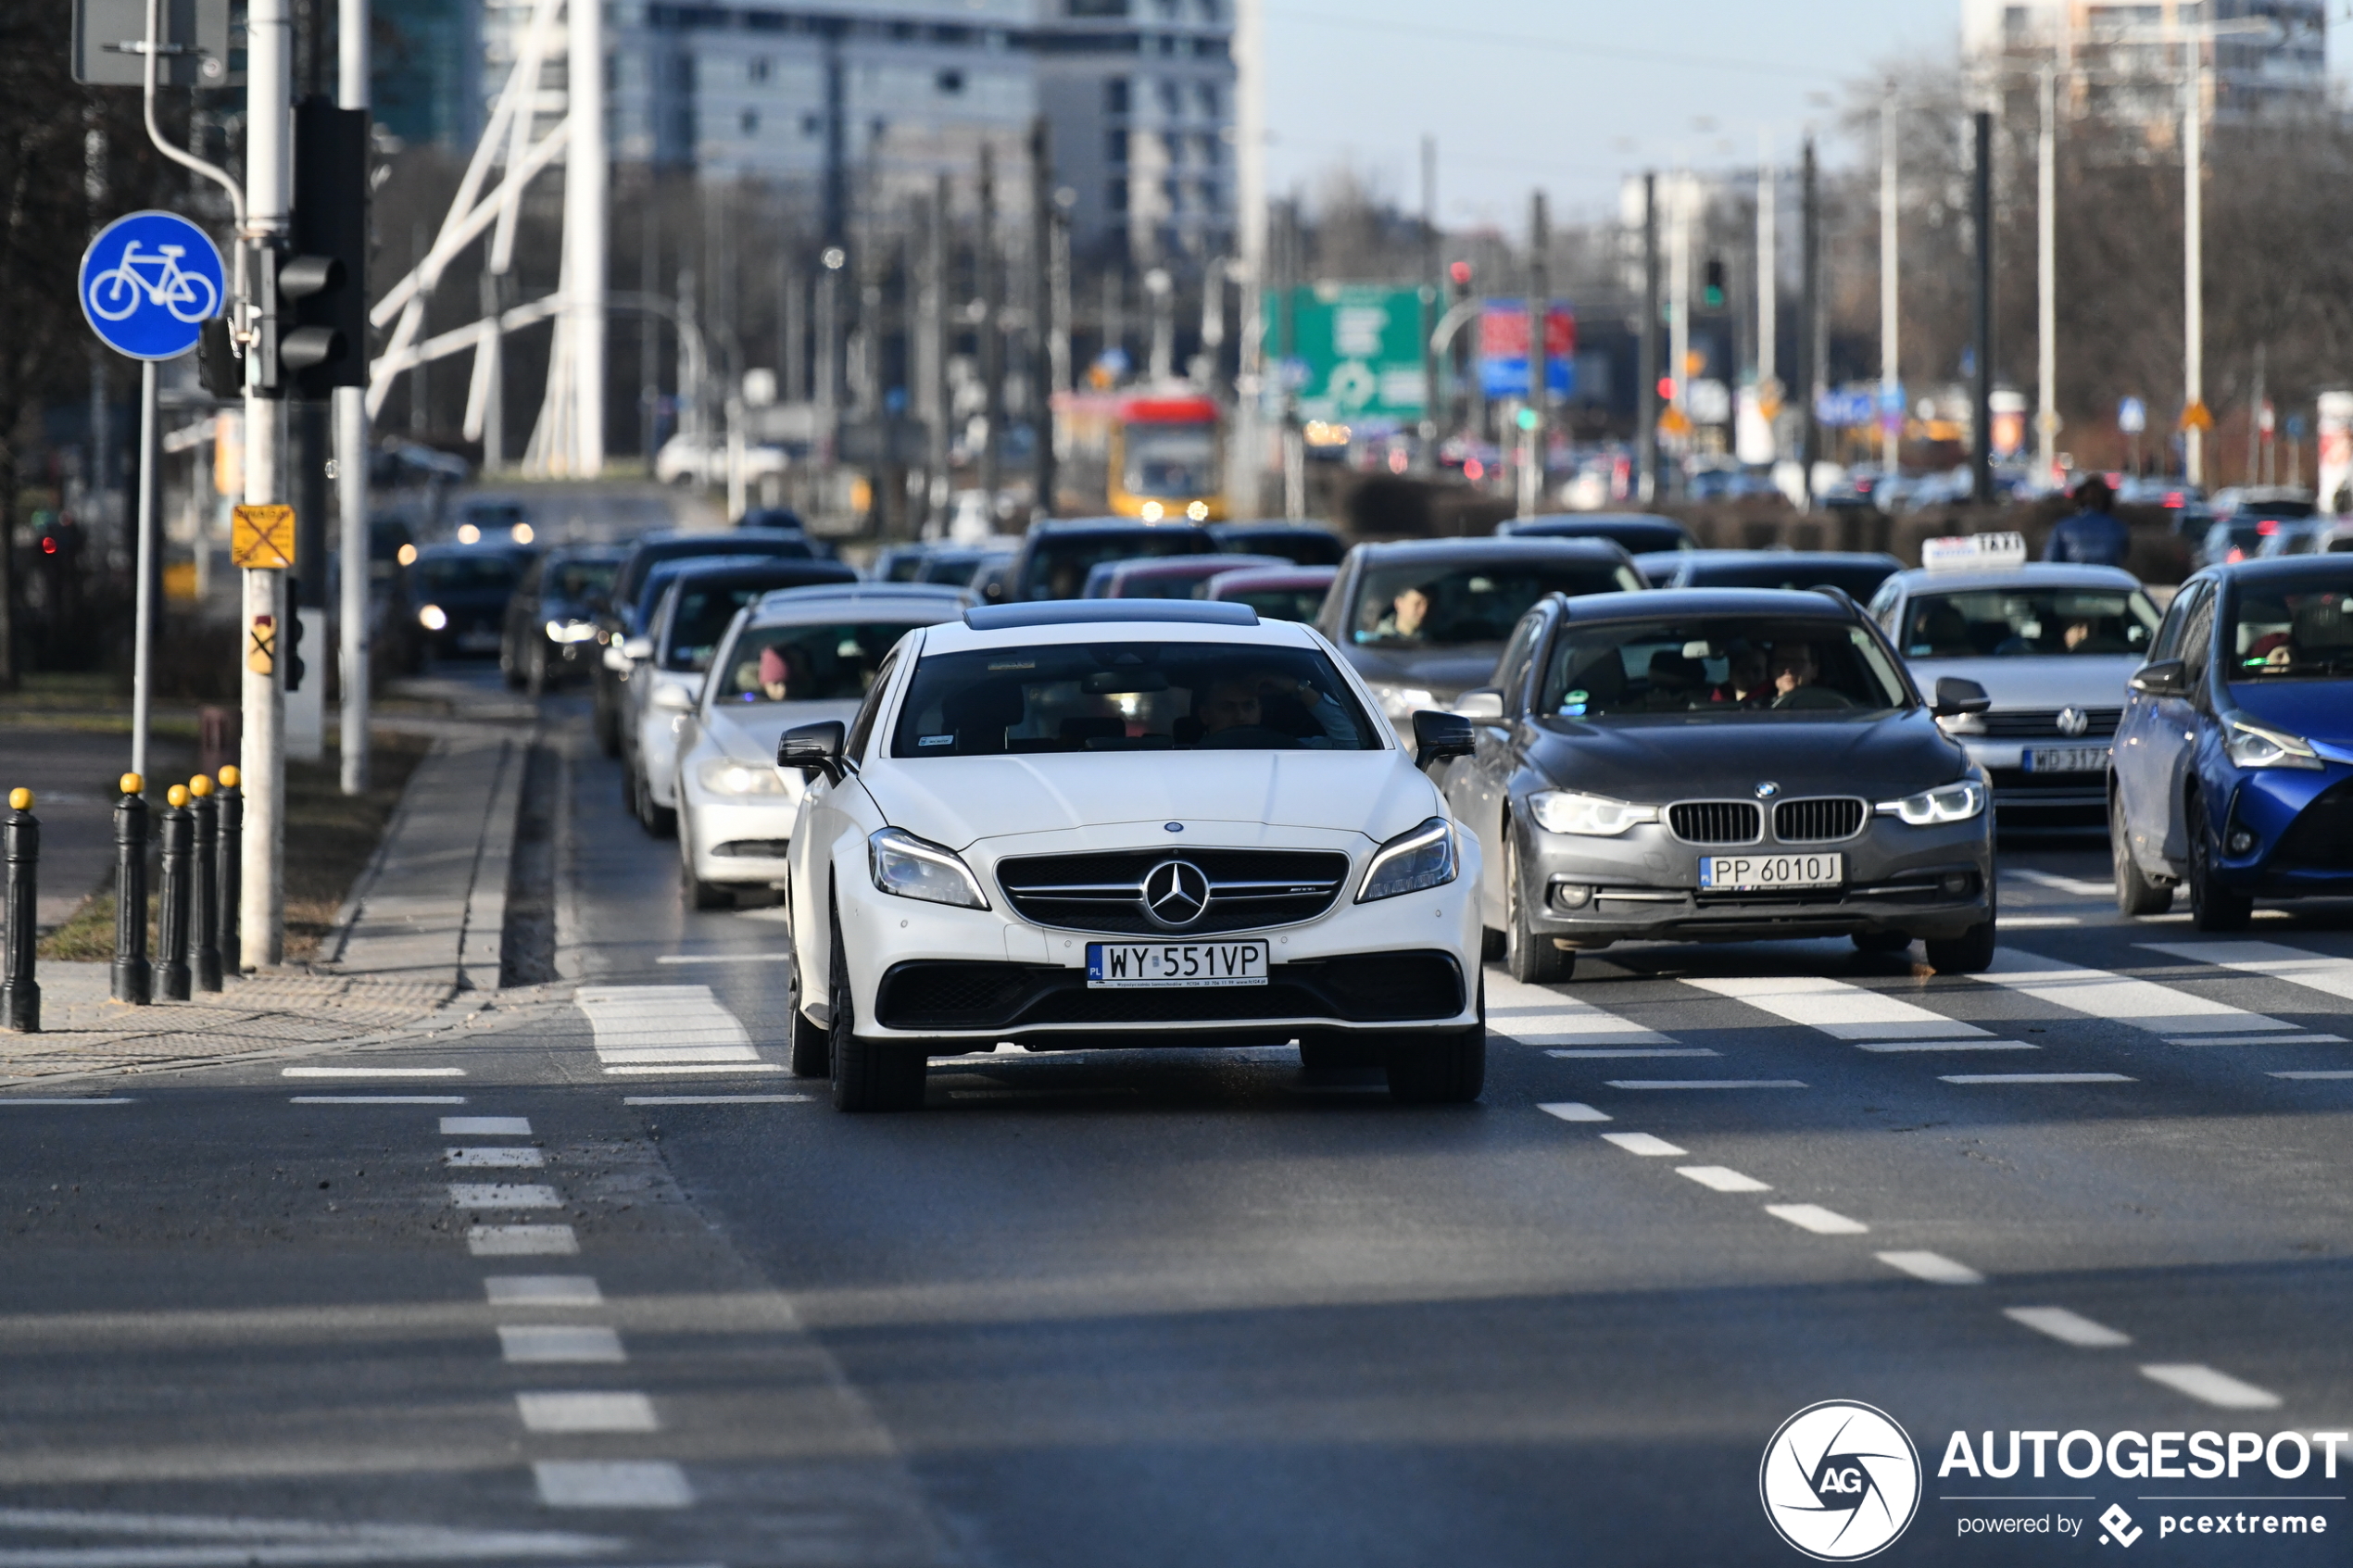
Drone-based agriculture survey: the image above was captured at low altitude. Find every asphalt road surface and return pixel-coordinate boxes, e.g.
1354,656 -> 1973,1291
6,669 -> 2351,1567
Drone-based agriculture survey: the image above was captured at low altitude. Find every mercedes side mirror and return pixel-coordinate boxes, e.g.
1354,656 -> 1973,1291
620,635 -> 653,662
1411,709 -> 1477,768
2129,659 -> 2187,697
1453,687 -> 1506,721
1931,676 -> 1992,718
778,720 -> 849,784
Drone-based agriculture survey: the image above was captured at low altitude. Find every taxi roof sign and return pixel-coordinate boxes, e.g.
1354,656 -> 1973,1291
1921,532 -> 2028,572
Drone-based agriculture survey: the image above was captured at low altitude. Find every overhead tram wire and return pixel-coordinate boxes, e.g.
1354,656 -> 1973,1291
1264,10 -> 1843,82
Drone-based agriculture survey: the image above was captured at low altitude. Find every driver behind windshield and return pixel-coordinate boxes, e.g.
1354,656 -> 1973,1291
1372,584 -> 1434,643
1768,641 -> 1817,703
1197,671 -> 1358,747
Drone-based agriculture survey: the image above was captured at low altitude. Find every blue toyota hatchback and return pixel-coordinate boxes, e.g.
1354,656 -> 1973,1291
2111,557 -> 2353,928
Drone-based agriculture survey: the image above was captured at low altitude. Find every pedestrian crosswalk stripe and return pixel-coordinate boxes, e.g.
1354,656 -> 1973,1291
1687,974 -> 1989,1039
1485,969 -> 1676,1046
574,984 -> 771,1074
2140,939 -> 2353,1007
1976,947 -> 2293,1036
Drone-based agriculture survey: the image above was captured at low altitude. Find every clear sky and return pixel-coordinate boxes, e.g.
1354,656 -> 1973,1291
1253,0 -> 1962,228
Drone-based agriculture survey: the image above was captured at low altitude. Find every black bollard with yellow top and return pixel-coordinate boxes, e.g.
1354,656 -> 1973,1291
216,764 -> 241,978
155,784 -> 194,1003
112,772 -> 150,1005
188,775 -> 221,992
2,787 -> 37,1032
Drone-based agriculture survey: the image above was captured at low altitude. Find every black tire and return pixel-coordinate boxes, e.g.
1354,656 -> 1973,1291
1385,979 -> 1486,1104
635,767 -> 676,838
1924,921 -> 1997,973
500,644 -> 525,690
594,691 -> 621,758
1852,930 -> 1913,954
1479,926 -> 1506,963
1300,1036 -> 1383,1070
2187,798 -> 2252,933
524,641 -> 548,698
2112,789 -> 2172,917
681,846 -> 732,910
786,945 -> 831,1079
829,909 -> 927,1111
1503,831 -> 1574,984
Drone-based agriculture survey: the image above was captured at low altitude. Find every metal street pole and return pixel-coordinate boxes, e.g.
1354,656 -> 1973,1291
1970,108 -> 1994,507
567,0 -> 606,475
132,360 -> 157,785
1798,137 -> 1819,506
1667,171 -> 1689,454
1638,171 -> 1659,503
925,175 -> 949,532
1418,134 -> 1439,471
1521,190 -> 1547,517
1880,82 -> 1900,476
1227,0 -> 1265,519
244,0 -> 293,971
1755,135 -> 1774,393
978,143 -> 1002,508
1031,116 -> 1058,518
2035,61 -> 2058,490
2183,48 -> 2204,487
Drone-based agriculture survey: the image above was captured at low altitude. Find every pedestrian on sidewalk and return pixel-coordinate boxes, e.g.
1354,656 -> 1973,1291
2044,475 -> 2131,567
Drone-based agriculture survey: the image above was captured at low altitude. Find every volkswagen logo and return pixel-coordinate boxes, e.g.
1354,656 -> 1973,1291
1755,781 -> 1780,799
2057,706 -> 2091,737
1141,859 -> 1211,928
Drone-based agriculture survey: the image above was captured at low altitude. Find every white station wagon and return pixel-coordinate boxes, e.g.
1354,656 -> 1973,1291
776,600 -> 1489,1110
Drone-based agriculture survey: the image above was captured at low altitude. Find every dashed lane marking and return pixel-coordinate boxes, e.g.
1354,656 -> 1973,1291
449,1183 -> 562,1210
622,1094 -> 813,1105
1686,973 -> 1988,1040
1765,1204 -> 1869,1235
1537,1101 -> 1611,1122
291,1095 -> 465,1105
2141,1363 -> 2283,1410
467,1224 -> 577,1257
2166,1034 -> 2336,1047
0,1098 -> 135,1106
281,1066 -> 466,1078
1877,1250 -> 1985,1286
446,1147 -> 545,1168
516,1392 -> 660,1433
1939,1073 -> 2136,1085
1598,1132 -> 1687,1156
2006,1306 -> 2133,1348
1605,1079 -> 1808,1090
2001,916 -> 2083,929
498,1325 -> 625,1364
654,951 -> 790,964
485,1275 -> 601,1307
2009,869 -> 2117,898
1678,1165 -> 1772,1193
0,1509 -> 621,1562
1978,948 -> 2292,1037
2141,939 -> 2353,1007
1545,1047 -> 1720,1059
574,984 -> 773,1075
531,1461 -> 693,1509
442,1116 -> 531,1135
596,1045 -> 763,1065
2270,1071 -> 2353,1081
1854,1040 -> 2038,1053
602,1063 -> 786,1075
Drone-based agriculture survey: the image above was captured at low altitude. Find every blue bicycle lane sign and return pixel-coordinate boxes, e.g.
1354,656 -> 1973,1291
80,209 -> 226,361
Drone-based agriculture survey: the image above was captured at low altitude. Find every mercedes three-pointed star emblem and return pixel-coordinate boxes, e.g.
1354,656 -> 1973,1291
1141,859 -> 1211,928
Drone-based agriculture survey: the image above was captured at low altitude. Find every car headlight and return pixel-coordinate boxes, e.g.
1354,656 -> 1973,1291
697,758 -> 795,797
1372,684 -> 1438,721
418,603 -> 447,631
2223,715 -> 2322,770
1875,780 -> 1987,825
1356,816 -> 1458,903
1528,789 -> 1661,836
545,618 -> 598,644
869,827 -> 990,910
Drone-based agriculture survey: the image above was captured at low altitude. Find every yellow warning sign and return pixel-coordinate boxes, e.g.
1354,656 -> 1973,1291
232,504 -> 296,569
2180,401 -> 2214,433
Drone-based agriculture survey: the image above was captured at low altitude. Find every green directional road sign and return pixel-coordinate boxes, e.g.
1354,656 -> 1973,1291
1267,282 -> 1428,422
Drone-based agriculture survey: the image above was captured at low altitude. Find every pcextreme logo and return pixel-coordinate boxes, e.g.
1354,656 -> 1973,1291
1761,1400 -> 1924,1561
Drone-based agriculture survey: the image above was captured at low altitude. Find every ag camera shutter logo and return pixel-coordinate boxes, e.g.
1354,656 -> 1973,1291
1760,1400 -> 1921,1561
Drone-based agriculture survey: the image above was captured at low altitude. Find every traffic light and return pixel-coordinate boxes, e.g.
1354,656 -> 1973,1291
1702,257 -> 1726,310
280,99 -> 369,398
284,607 -> 308,693
1448,260 -> 1472,296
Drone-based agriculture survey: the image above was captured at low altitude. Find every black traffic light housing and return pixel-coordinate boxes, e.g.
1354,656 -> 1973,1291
284,607 -> 308,693
1702,257 -> 1726,311
282,99 -> 369,399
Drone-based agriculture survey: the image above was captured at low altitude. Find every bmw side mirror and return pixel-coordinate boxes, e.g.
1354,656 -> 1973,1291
1931,676 -> 1992,718
1411,709 -> 1477,768
2129,659 -> 2187,697
778,720 -> 849,784
1453,687 -> 1506,721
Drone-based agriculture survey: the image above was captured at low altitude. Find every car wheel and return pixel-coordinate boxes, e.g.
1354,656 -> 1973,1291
524,641 -> 548,698
594,693 -> 621,758
1300,1036 -> 1383,1070
1384,979 -> 1486,1104
1923,921 -> 1997,973
1504,830 -> 1574,985
2187,798 -> 2252,933
680,841 -> 732,910
829,907 -> 927,1111
635,768 -> 676,839
1852,931 -> 1913,954
1479,927 -> 1506,963
786,945 -> 831,1079
500,644 -> 524,690
2112,789 -> 2173,916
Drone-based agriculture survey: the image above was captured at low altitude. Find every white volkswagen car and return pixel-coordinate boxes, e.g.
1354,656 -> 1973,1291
674,585 -> 967,908
777,600 -> 1488,1110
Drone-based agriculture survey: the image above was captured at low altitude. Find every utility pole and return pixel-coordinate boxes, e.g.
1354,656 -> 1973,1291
1638,171 -> 1659,503
285,0 -> 329,768
1970,108 -> 1994,506
1227,0 -> 1265,519
923,175 -> 949,533
2183,46 -> 2205,487
1030,117 -> 1057,519
1756,136 -> 1775,394
978,142 -> 1001,508
1880,82 -> 1900,476
1798,136 -> 1819,507
1418,134 -> 1439,471
244,0 -> 293,970
1521,189 -> 1547,517
1667,171 -> 1689,457
2035,62 -> 2058,489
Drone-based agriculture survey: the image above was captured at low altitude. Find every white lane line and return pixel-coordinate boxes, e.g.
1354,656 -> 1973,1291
1485,969 -> 1676,1046
622,1094 -> 814,1105
0,1098 -> 135,1106
2142,939 -> 2353,1006
531,1461 -> 693,1509
0,1508 -> 618,1550
1545,1047 -> 1720,1060
602,1063 -> 787,1076
1599,1132 -> 1687,1157
1537,1101 -> 1611,1123
2000,916 -> 2082,929
1606,1079 -> 1808,1090
467,1224 -> 577,1256
654,952 -> 790,964
1978,947 -> 2291,1036
596,1045 -> 763,1065
485,1275 -> 602,1307
282,1067 -> 466,1078
449,1183 -> 562,1210
498,1325 -> 625,1364
2140,1363 -> 2283,1410
516,1392 -> 659,1433
442,1116 -> 531,1135
2005,1306 -> 2133,1348
2009,869 -> 2116,897
1687,973 -> 1988,1040
2167,1034 -> 2334,1047
1765,1204 -> 1869,1235
1678,1165 -> 1772,1193
1876,1250 -> 1985,1286
2271,1071 -> 2353,1081
1854,1039 -> 2038,1053
574,983 -> 767,1072
446,1147 -> 545,1168
291,1095 -> 465,1105
1939,1073 -> 2135,1085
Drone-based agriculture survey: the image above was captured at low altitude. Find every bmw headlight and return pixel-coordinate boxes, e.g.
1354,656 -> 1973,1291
697,758 -> 795,797
1875,780 -> 1987,825
545,618 -> 598,644
418,603 -> 447,631
2223,715 -> 2322,770
869,827 -> 990,910
1372,684 -> 1438,721
1528,789 -> 1661,836
1356,816 -> 1458,903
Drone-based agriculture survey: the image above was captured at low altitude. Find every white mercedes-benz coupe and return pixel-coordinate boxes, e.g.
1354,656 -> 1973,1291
777,600 -> 1488,1110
